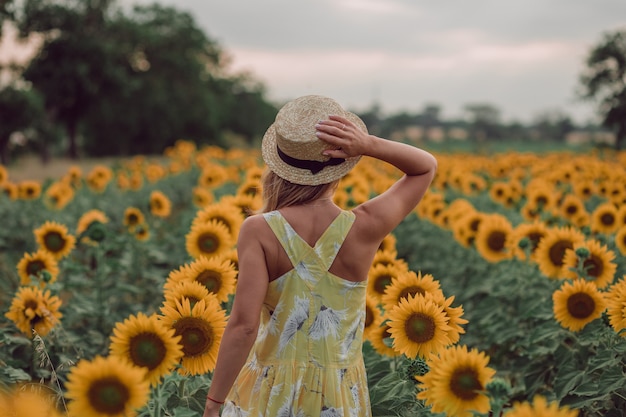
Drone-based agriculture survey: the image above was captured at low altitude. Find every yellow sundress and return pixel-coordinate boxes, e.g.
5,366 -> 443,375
223,209 -> 371,417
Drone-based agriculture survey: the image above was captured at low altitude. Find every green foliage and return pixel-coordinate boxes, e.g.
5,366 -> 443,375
579,28 -> 626,150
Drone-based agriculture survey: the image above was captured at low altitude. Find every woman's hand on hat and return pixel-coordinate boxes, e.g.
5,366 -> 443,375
315,115 -> 370,159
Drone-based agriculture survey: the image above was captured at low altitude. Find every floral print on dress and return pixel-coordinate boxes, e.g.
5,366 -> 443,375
223,210 -> 371,417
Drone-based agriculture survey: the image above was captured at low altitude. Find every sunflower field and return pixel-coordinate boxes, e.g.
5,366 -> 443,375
1,140 -> 625,417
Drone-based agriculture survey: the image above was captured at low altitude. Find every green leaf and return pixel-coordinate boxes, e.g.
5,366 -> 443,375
171,407 -> 198,417
3,367 -> 31,383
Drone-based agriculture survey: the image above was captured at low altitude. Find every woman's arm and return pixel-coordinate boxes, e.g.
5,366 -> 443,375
202,216 -> 269,417
315,115 -> 437,240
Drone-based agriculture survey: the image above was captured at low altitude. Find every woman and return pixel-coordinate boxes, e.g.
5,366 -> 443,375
203,95 -> 437,417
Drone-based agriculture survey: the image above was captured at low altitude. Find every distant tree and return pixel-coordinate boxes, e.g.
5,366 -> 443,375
0,85 -> 44,164
531,110 -> 575,142
355,102 -> 383,136
579,28 -> 626,150
464,103 -> 502,141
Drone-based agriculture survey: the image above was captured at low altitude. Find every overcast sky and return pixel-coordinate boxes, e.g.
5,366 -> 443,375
72,1 -> 626,122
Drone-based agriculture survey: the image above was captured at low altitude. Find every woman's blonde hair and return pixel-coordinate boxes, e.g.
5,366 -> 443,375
259,169 -> 338,213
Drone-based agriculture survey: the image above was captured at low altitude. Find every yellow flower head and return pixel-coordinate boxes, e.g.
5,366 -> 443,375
159,298 -> 227,375
504,395 -> 578,417
475,213 -> 513,263
109,312 -> 183,386
4,286 -> 63,337
535,226 -> 586,279
185,219 -> 234,260
65,355 -> 150,417
149,190 -> 172,218
17,250 -> 60,286
34,221 -> 76,260
606,277 -> 626,337
416,345 -> 496,417
387,293 -> 452,359
561,239 -> 617,288
553,279 -> 606,332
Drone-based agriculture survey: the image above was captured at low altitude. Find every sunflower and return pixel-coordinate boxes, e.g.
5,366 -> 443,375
367,321 -> 399,357
387,293 -> 451,359
367,263 -> 404,303
1,181 -> 18,199
416,344 -> 495,417
429,292 -> 469,345
18,180 -> 42,200
63,165 -> 83,188
237,178 -> 262,199
590,202 -> 619,234
222,248 -> 239,274
379,233 -> 397,253
17,250 -> 59,286
615,226 -> 626,256
33,221 -> 76,260
43,180 -> 75,210
558,194 -> 588,225
0,164 -> 8,185
76,209 -> 109,235
606,277 -> 626,336
65,355 -> 150,417
220,193 -> 262,218
163,280 -> 219,312
535,226 -> 586,279
164,256 -> 237,303
86,165 -> 114,193
197,164 -> 229,188
4,286 -> 63,337
123,207 -> 145,232
520,201 -> 542,222
381,270 -> 443,313
134,224 -> 151,242
159,298 -> 227,375
553,279 -> 606,332
506,220 -> 548,261
149,190 -> 172,218
192,186 -> 214,208
489,181 -> 511,206
363,297 -> 383,341
371,249 -> 409,272
475,213 -> 513,263
185,220 -> 234,260
561,240 -> 616,288
144,163 -> 167,183
504,395 -> 579,417
109,312 -> 183,386
525,181 -> 558,213
452,211 -> 484,248
192,201 -> 244,240
0,384 -> 63,417
572,179 -> 597,201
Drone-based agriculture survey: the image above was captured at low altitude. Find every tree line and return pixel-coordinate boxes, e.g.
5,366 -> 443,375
0,1 -> 625,165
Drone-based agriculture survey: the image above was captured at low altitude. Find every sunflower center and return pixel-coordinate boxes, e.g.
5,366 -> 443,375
548,240 -> 573,266
398,286 -> 424,302
196,270 -> 222,293
174,317 -> 214,357
27,260 -> 45,276
365,305 -> 374,328
469,219 -> 481,232
44,232 -> 65,252
127,214 -> 139,225
374,274 -> 393,295
198,233 -> 219,254
600,213 -> 615,226
87,377 -> 130,414
583,255 -> 602,278
567,292 -> 596,319
527,232 -> 544,252
566,204 -> 578,215
487,231 -> 506,251
449,367 -> 482,400
404,313 -> 435,343
129,333 -> 167,370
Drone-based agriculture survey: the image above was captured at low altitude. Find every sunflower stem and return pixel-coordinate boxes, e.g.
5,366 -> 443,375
153,383 -> 162,417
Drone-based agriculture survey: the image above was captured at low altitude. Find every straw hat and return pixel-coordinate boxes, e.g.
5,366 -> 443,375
261,95 -> 367,186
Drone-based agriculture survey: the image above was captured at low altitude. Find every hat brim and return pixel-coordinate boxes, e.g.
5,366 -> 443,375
262,111 -> 366,186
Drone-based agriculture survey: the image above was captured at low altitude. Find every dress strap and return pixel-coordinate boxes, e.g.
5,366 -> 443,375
262,210 -> 355,270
